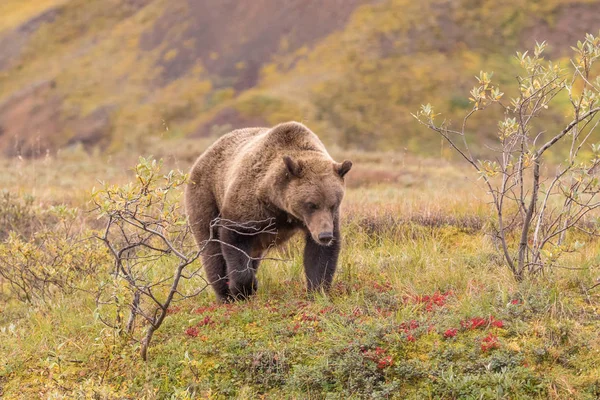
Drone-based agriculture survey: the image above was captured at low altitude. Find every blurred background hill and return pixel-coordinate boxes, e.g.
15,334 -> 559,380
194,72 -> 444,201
1,0 -> 599,157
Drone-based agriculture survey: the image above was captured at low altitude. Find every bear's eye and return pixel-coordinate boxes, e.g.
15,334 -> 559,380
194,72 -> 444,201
307,202 -> 319,211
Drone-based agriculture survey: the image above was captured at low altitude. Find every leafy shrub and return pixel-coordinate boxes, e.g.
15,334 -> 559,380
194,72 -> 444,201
0,195 -> 106,302
0,191 -> 44,241
286,341 -> 401,398
430,366 -> 545,400
234,349 -> 290,391
415,34 -> 600,280
92,157 -> 206,360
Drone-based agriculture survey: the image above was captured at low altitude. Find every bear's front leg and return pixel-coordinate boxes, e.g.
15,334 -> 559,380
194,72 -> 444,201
303,224 -> 341,293
219,228 -> 259,300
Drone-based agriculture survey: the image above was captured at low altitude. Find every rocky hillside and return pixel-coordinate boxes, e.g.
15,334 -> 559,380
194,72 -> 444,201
0,0 -> 598,156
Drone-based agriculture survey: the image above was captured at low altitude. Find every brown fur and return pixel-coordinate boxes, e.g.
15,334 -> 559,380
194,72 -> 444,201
185,121 -> 352,302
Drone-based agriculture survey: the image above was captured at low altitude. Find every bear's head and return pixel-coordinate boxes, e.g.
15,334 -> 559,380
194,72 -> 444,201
281,155 -> 352,246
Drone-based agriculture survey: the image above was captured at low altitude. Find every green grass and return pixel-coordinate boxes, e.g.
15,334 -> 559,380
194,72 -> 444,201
1,151 -> 599,399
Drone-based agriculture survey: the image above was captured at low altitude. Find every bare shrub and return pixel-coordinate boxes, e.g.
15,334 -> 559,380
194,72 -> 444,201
415,34 -> 600,280
91,157 -> 204,360
92,157 -> 275,360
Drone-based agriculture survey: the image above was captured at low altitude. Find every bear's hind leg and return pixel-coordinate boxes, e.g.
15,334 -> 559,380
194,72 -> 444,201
201,240 -> 232,303
220,229 -> 258,300
186,189 -> 232,303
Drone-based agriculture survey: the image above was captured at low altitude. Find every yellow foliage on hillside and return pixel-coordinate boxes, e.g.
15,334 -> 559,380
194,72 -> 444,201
0,0 -> 598,154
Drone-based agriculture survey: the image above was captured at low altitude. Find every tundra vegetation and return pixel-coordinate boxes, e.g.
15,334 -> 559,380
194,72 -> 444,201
1,36 -> 600,400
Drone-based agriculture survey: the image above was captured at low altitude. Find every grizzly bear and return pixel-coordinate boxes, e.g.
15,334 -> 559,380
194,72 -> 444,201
185,121 -> 352,302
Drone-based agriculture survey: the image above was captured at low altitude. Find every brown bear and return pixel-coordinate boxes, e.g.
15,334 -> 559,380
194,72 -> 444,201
185,121 -> 352,302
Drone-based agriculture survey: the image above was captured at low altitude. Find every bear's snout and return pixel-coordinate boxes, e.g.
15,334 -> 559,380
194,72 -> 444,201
306,211 -> 334,245
318,231 -> 334,245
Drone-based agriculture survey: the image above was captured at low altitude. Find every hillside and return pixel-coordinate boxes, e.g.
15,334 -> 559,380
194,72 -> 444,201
0,0 -> 599,156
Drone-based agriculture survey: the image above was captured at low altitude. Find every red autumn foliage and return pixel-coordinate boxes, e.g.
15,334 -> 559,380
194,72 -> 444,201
319,306 -> 334,314
511,299 -> 521,305
410,290 -> 454,311
299,313 -> 319,322
377,355 -> 394,369
185,327 -> 200,337
489,316 -> 504,328
399,320 -> 419,332
460,316 -> 505,330
166,305 -> 182,315
192,305 -> 218,315
444,328 -> 458,338
372,282 -> 393,293
361,347 -> 394,369
398,320 -> 420,341
461,316 -> 487,330
295,300 -> 310,309
481,333 -> 500,352
198,315 -> 214,327
185,314 -> 215,337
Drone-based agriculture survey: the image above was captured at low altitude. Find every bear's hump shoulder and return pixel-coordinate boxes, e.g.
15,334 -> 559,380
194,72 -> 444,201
266,121 -> 322,150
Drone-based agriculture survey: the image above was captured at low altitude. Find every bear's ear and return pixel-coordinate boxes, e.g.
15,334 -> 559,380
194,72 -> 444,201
283,156 -> 304,178
335,160 -> 353,178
